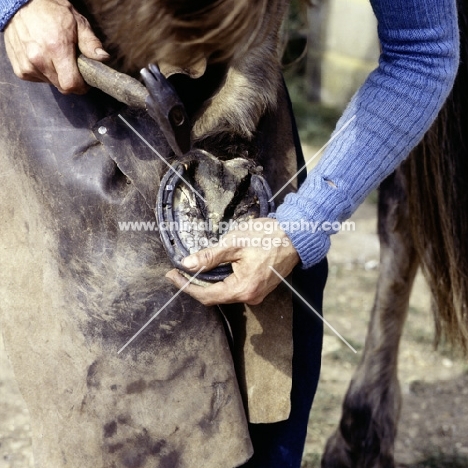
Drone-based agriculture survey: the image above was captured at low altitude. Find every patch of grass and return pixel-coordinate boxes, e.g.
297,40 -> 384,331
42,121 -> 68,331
366,189 -> 379,205
404,324 -> 434,347
403,310 -> 467,361
300,452 -> 468,468
407,305 -> 426,317
404,319 -> 466,360
284,72 -> 341,147
301,453 -> 321,468
327,338 -> 364,365
436,339 -> 466,360
407,452 -> 468,468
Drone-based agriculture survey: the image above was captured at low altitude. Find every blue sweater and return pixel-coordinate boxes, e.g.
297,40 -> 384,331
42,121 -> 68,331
274,0 -> 459,267
0,0 -> 25,30
1,0 -> 460,268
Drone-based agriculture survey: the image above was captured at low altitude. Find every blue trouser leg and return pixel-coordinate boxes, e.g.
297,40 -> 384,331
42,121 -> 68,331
241,259 -> 327,468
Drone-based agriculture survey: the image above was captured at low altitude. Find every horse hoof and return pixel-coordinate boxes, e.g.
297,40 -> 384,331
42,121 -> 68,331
321,429 -> 354,468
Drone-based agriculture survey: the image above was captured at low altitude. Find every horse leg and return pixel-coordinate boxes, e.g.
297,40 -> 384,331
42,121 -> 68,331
321,165 -> 418,468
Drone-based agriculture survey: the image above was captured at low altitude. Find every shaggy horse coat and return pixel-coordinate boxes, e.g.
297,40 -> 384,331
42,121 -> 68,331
322,0 -> 468,466
0,1 -> 307,467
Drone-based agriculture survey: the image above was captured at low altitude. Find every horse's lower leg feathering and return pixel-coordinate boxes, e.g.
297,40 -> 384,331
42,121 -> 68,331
322,0 -> 468,466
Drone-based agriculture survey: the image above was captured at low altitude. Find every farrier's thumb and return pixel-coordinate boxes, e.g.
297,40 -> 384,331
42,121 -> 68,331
76,15 -> 110,61
181,243 -> 238,272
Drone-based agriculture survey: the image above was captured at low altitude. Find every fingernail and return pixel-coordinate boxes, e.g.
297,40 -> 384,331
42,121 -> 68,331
95,48 -> 110,58
182,256 -> 198,269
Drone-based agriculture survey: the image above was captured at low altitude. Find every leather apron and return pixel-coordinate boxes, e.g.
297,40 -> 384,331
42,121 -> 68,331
0,36 -> 299,467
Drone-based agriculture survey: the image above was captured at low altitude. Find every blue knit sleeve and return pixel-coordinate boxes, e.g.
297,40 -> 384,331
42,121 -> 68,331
274,0 -> 459,268
0,0 -> 29,31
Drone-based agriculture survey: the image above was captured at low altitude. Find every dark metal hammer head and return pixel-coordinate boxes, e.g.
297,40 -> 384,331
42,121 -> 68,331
140,64 -> 191,157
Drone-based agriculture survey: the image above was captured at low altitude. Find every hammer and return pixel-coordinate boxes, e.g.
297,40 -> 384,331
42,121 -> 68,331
77,55 -> 191,157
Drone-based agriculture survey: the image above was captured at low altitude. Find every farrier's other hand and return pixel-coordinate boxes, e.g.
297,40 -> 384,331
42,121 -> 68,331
165,218 -> 301,306
4,0 -> 109,94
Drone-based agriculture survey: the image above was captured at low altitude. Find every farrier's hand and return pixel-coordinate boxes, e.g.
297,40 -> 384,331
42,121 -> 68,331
165,218 -> 300,306
4,0 -> 109,94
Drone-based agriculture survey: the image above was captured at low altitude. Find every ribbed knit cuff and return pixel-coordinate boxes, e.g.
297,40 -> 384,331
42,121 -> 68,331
0,0 -> 29,31
271,174 -> 354,268
270,204 -> 331,269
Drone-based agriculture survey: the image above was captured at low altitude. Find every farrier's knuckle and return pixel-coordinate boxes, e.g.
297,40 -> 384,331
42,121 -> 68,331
201,249 -> 215,265
245,294 -> 262,305
25,44 -> 44,68
44,37 -> 65,55
199,297 -> 212,306
61,11 -> 77,31
241,284 -> 261,304
61,79 -> 81,94
75,13 -> 91,29
16,66 -> 35,80
58,86 -> 74,95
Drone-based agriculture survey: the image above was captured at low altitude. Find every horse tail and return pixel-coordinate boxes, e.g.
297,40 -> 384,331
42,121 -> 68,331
407,0 -> 468,352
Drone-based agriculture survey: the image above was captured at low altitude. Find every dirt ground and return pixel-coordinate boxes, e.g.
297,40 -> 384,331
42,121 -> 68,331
1,187 -> 468,467
301,198 -> 468,468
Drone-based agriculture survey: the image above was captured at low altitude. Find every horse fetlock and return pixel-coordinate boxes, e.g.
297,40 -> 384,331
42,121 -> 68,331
321,428 -> 355,468
322,385 -> 400,468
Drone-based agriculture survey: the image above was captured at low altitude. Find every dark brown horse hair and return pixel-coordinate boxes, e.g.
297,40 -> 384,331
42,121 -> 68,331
407,0 -> 468,352
84,0 -> 281,75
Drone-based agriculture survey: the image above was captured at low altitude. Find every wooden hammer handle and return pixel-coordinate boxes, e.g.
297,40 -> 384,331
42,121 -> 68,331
77,55 -> 148,110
